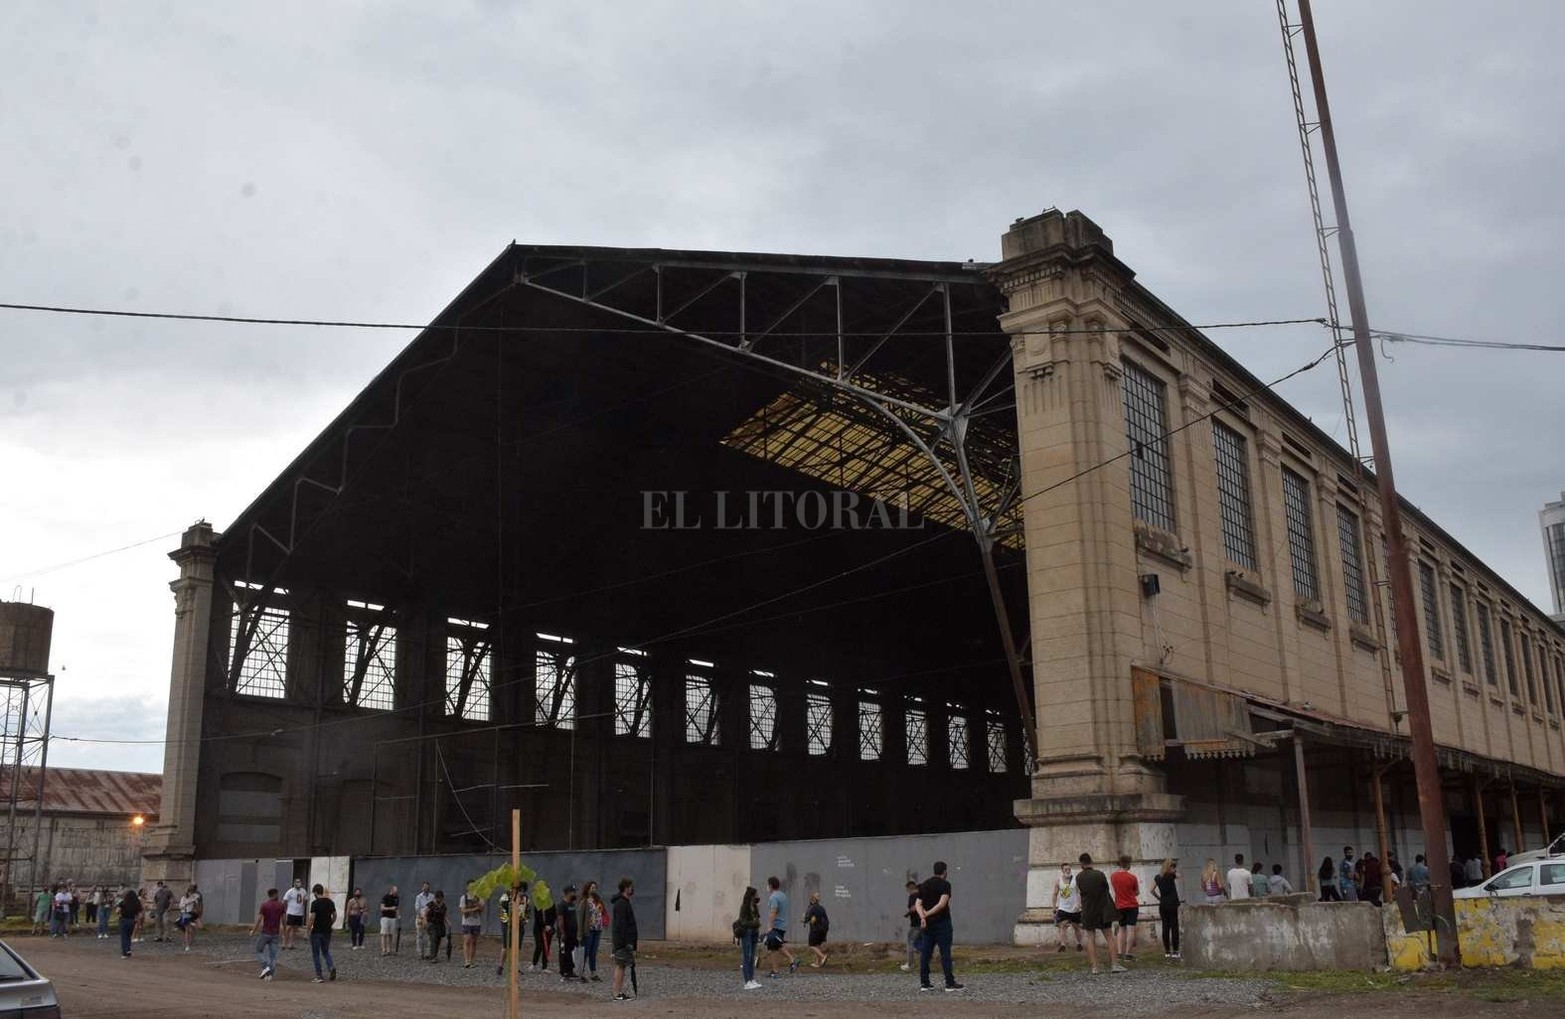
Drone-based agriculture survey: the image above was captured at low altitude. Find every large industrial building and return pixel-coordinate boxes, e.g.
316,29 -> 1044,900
143,210 -> 1565,940
1543,492 -> 1565,624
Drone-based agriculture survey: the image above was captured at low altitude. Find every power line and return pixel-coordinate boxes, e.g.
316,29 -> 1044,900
1375,330 -> 1565,353
0,299 -> 1325,338
1,530 -> 186,585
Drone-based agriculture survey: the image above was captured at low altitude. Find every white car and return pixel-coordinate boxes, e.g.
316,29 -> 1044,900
0,939 -> 60,1019
1453,860 -> 1565,899
1508,832 -> 1565,867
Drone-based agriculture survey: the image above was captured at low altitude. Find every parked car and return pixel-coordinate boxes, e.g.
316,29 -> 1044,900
0,939 -> 60,1018
1453,860 -> 1565,900
1508,832 -> 1565,867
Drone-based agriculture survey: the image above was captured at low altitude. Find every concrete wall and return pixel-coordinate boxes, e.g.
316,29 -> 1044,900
1386,895 -> 1565,971
1183,897 -> 1387,971
665,845 -> 750,942
349,849 -> 667,939
749,828 -> 1028,945
9,815 -> 149,901
193,858 -> 297,926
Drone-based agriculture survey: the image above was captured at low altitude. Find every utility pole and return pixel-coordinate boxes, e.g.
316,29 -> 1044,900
1295,0 -> 1459,966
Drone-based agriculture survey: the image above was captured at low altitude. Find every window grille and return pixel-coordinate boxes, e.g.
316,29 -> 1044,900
947,713 -> 969,769
1121,360 -> 1176,532
1540,644 -> 1557,715
1336,506 -> 1368,624
806,691 -> 832,756
685,674 -> 719,745
1212,422 -> 1257,570
1281,467 -> 1319,601
1449,585 -> 1473,674
986,720 -> 1008,773
1521,633 -> 1538,707
858,700 -> 883,761
444,629 -> 491,721
749,683 -> 778,750
230,601 -> 289,699
613,659 -> 651,737
535,643 -> 577,729
906,708 -> 928,766
1501,619 -> 1519,698
1418,562 -> 1444,661
1477,603 -> 1498,686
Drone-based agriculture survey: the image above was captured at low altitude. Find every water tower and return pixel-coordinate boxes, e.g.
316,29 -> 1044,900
0,600 -> 55,912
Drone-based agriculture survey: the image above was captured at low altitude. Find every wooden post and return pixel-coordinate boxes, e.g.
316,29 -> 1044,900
510,808 -> 521,1019
1540,787 -> 1552,845
1510,783 -> 1525,855
1371,762 -> 1393,902
1475,779 -> 1490,878
1294,737 -> 1317,894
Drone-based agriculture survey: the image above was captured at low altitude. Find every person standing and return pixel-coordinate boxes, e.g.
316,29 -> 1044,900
32,886 -> 49,937
1074,854 -> 1122,975
51,883 -> 70,938
1318,858 -> 1341,901
68,883 -> 81,931
96,887 -> 112,939
804,891 -> 830,968
177,884 -> 203,951
85,886 -> 99,928
735,885 -> 762,990
414,881 -> 434,961
1225,854 -> 1252,900
530,892 -> 555,971
251,888 -> 285,979
346,888 -> 367,950
308,884 -> 337,983
1338,857 -> 1359,901
1408,854 -> 1431,896
762,875 -> 795,978
557,885 -> 581,982
282,879 -> 308,950
1052,862 -> 1084,953
458,880 -> 484,968
116,885 -> 142,959
1449,856 -> 1467,891
1109,855 -> 1139,962
1151,859 -> 1180,960
496,886 -> 514,976
150,881 -> 173,942
379,884 -> 399,956
582,884 -> 607,982
901,880 -> 921,971
610,877 -> 638,1002
1361,853 -> 1384,907
914,860 -> 964,992
1199,860 -> 1224,904
1267,865 -> 1293,896
424,891 -> 449,963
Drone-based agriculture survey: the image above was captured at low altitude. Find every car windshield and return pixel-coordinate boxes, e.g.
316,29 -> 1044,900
1486,866 -> 1534,891
0,946 -> 34,981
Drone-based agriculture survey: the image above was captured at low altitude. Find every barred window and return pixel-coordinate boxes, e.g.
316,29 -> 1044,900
1337,506 -> 1369,624
1477,602 -> 1498,686
1556,655 -> 1565,717
535,635 -> 577,729
685,672 -> 719,745
1212,422 -> 1257,570
1281,467 -> 1319,601
947,713 -> 970,770
749,678 -> 778,750
1521,633 -> 1538,707
806,688 -> 832,756
986,719 -> 1008,773
858,699 -> 883,761
231,601 -> 289,699
445,621 -> 491,721
1540,644 -> 1557,715
1418,562 -> 1444,662
1121,360 -> 1176,532
1449,586 -> 1473,674
613,654 -> 651,738
906,707 -> 928,766
1501,619 -> 1519,698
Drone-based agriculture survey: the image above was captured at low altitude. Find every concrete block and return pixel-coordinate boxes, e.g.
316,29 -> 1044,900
1183,899 -> 1386,971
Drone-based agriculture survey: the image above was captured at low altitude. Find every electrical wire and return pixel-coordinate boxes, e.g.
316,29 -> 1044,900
1374,330 -> 1565,353
1,530 -> 186,584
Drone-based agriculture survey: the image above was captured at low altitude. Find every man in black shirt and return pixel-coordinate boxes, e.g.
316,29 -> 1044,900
610,878 -> 638,1001
308,884 -> 337,982
900,880 -> 920,972
117,886 -> 142,958
914,861 -> 964,993
1074,853 -> 1123,975
379,885 -> 399,956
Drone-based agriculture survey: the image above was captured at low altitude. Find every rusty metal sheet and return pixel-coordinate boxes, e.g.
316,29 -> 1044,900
1132,667 -> 1165,759
0,766 -> 160,818
1170,679 -> 1254,759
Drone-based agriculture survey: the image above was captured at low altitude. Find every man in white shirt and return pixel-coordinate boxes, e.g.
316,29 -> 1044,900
1225,854 -> 1252,899
282,879 -> 309,949
414,882 -> 435,960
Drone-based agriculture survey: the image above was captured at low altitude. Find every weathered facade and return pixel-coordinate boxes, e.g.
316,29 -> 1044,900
3,767 -> 159,902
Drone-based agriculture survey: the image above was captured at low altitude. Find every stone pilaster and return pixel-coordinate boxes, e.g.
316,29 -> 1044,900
141,521 -> 218,890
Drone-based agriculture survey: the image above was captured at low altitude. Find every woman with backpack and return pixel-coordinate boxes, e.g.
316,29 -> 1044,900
734,886 -> 761,990
803,891 -> 830,968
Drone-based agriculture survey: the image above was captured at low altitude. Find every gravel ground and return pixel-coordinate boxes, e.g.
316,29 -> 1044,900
70,931 -> 1277,1012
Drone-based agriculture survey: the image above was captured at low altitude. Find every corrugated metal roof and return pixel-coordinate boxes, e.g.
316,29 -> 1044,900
0,767 -> 160,818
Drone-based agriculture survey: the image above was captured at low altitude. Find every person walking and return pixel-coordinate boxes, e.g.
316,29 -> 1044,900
530,892 -> 555,971
150,881 -> 173,943
583,884 -> 607,982
251,888 -> 285,979
379,884 -> 399,956
1052,862 -> 1084,953
1109,855 -> 1140,961
610,877 -> 638,1002
308,884 -> 337,983
557,885 -> 582,982
116,885 -> 142,959
414,881 -> 434,961
1199,860 -> 1224,904
458,879 -> 484,968
914,860 -> 964,993
496,885 -> 514,975
762,875 -> 796,978
1152,858 -> 1181,960
1318,857 -> 1341,901
735,885 -> 762,990
346,888 -> 367,950
424,891 -> 449,963
1225,854 -> 1252,899
281,879 -> 307,950
804,891 -> 830,968
1074,854 -> 1122,975
900,880 -> 921,971
179,885 -> 205,951
1267,865 -> 1294,896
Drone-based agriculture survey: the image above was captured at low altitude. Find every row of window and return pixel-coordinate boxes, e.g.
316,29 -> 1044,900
227,601 -> 1008,770
1121,358 -> 1565,720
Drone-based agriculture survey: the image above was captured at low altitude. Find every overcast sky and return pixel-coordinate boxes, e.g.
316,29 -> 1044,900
2,2 -> 1560,773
